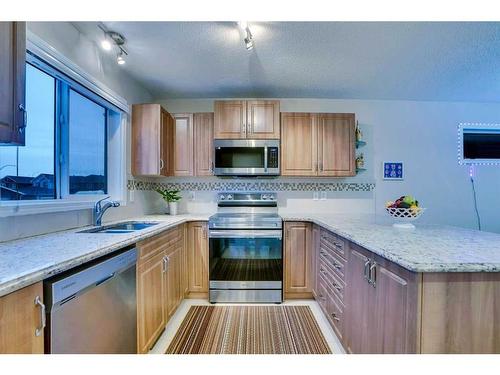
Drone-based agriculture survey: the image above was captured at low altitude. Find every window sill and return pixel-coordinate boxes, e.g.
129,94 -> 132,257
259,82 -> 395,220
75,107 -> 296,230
0,197 -> 126,218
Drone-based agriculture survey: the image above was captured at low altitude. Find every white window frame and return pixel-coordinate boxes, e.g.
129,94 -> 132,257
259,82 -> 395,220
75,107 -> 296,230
0,31 -> 128,217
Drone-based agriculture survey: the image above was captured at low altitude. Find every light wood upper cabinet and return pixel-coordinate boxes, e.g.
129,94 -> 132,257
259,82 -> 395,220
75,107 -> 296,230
284,222 -> 313,298
0,22 -> 26,146
317,114 -> 355,177
246,100 -> 280,139
281,113 -> 317,176
187,221 -> 209,295
214,100 -> 246,139
173,113 -> 194,176
194,113 -> 214,176
214,100 -> 280,139
0,282 -> 45,354
281,112 -> 355,177
132,104 -> 174,177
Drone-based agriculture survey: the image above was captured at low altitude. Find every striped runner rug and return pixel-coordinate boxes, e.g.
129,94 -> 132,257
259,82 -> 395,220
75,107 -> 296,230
166,305 -> 331,354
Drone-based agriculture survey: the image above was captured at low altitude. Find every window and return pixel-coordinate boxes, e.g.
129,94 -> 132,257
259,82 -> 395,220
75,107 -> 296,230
0,64 -> 56,200
0,53 -> 122,203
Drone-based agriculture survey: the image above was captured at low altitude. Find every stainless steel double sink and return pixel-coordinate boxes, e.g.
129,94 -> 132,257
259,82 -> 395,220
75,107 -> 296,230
78,221 -> 160,234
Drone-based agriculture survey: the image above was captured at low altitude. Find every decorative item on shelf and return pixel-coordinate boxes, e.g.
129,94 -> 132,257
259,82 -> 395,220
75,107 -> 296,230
385,195 -> 426,229
155,188 -> 181,215
356,153 -> 365,170
355,120 -> 363,142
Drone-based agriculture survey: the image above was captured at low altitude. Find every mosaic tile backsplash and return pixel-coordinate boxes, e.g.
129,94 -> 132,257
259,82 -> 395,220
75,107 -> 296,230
127,179 -> 375,192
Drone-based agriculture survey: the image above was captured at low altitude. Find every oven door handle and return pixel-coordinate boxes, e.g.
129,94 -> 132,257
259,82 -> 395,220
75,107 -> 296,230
264,146 -> 268,173
209,230 -> 282,239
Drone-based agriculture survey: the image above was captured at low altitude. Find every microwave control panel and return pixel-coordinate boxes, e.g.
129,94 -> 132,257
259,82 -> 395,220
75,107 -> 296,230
267,147 -> 279,168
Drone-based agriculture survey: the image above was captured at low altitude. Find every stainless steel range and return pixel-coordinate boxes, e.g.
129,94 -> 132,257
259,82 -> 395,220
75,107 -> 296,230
208,192 -> 283,303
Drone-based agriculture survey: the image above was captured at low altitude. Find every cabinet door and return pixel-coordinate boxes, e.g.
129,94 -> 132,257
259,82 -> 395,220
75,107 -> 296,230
311,224 -> 321,298
214,100 -> 246,139
132,103 -> 174,177
345,244 -> 374,353
165,246 -> 182,319
284,222 -> 312,298
194,112 -> 214,176
173,113 -> 194,176
187,222 -> 209,294
137,252 -> 167,354
161,109 -> 174,176
371,259 -> 419,354
281,113 -> 317,176
317,114 -> 355,177
0,282 -> 44,354
246,100 -> 280,139
0,22 -> 26,146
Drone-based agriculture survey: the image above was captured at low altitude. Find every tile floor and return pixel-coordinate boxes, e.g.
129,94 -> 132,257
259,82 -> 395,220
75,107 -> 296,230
150,299 -> 345,354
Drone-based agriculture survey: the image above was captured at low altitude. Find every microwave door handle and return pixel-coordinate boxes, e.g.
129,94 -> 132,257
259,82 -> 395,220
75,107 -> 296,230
264,146 -> 268,172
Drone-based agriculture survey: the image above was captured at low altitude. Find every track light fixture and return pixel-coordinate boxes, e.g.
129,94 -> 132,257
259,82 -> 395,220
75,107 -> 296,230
116,48 -> 127,65
237,21 -> 254,51
98,23 -> 129,65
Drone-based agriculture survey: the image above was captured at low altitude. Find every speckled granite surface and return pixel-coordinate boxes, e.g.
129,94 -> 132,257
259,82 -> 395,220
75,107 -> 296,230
0,215 -> 209,297
282,214 -> 500,274
2,212 -> 500,298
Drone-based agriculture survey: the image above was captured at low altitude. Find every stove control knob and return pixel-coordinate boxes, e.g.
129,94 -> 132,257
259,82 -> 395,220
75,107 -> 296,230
227,194 -> 233,200
219,194 -> 226,201
268,195 -> 275,200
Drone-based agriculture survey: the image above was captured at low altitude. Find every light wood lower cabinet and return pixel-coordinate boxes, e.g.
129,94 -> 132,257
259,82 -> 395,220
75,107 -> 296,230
136,225 -> 185,353
0,282 -> 45,354
284,222 -> 313,299
310,223 -> 500,354
187,221 -> 209,297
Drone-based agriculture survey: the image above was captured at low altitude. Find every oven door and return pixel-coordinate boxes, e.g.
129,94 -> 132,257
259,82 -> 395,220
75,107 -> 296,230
213,139 -> 280,176
209,229 -> 283,290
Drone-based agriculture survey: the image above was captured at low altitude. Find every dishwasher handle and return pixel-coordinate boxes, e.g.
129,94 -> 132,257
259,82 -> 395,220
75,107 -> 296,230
95,272 -> 115,286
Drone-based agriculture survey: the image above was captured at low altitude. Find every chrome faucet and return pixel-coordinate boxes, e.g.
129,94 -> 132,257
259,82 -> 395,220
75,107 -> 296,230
93,196 -> 120,226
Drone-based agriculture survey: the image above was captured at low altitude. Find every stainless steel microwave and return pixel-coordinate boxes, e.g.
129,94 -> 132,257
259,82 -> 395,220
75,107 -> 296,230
213,139 -> 280,176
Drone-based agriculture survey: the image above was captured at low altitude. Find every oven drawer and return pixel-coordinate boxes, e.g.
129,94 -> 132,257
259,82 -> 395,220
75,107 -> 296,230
210,280 -> 282,289
209,289 -> 282,303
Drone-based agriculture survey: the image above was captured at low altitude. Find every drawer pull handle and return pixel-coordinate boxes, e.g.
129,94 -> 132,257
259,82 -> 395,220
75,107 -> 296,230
318,294 -> 326,301
332,283 -> 342,291
332,262 -> 342,270
331,312 -> 340,322
34,296 -> 46,337
333,242 -> 342,248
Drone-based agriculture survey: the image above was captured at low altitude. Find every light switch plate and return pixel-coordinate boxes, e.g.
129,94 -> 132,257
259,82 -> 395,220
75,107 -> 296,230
313,192 -> 319,200
129,189 -> 134,203
320,191 -> 327,200
188,191 -> 196,201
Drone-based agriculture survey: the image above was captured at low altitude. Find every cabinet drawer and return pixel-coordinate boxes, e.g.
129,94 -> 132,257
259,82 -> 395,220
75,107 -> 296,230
326,287 -> 345,341
320,229 -> 346,259
319,259 -> 345,304
319,246 -> 346,282
137,226 -> 182,263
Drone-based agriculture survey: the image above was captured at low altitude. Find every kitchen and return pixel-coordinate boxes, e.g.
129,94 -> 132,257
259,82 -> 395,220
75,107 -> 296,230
1,3 -> 500,372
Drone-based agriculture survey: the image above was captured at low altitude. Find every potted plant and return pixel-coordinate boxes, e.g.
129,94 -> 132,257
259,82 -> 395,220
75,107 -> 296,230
155,188 -> 181,215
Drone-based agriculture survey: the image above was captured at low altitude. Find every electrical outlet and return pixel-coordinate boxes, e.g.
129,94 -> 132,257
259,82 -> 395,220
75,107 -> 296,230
320,191 -> 327,200
313,192 -> 319,200
188,191 -> 196,201
129,189 -> 134,203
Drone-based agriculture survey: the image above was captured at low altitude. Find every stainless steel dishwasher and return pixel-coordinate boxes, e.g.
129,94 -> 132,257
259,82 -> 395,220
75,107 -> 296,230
44,247 -> 137,354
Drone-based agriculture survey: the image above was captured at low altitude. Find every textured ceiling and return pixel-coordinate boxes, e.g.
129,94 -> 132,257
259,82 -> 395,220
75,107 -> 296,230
73,22 -> 500,102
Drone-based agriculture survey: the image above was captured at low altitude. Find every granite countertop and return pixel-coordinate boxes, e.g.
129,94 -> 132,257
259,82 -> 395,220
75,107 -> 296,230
282,213 -> 500,273
0,214 -> 209,297
2,212 -> 500,298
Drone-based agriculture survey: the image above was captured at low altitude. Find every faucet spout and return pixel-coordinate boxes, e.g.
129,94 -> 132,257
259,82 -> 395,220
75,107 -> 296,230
94,197 -> 120,226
